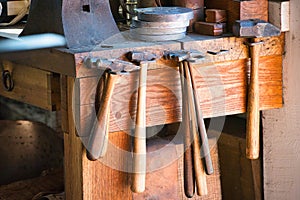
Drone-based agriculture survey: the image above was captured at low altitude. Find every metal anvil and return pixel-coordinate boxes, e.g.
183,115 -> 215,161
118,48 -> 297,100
21,0 -> 119,49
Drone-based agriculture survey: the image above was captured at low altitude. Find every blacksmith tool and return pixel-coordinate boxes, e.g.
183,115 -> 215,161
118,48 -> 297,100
233,19 -> 280,159
20,0 -> 119,49
233,19 -> 281,38
130,7 -> 193,41
84,58 -> 139,160
179,61 -> 195,198
127,51 -> 158,193
165,50 -> 210,196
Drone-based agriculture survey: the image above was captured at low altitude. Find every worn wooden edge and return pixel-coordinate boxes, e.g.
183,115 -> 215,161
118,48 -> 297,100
0,60 -> 60,110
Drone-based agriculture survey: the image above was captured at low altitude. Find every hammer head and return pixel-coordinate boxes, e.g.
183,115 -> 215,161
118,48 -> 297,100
233,19 -> 281,38
127,51 -> 162,63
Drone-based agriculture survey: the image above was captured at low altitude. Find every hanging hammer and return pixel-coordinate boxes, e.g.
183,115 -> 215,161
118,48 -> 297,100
233,19 -> 280,159
84,57 -> 139,160
164,50 -> 211,197
127,51 -> 160,193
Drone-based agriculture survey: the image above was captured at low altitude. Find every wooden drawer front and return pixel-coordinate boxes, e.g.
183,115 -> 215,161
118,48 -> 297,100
0,60 -> 60,110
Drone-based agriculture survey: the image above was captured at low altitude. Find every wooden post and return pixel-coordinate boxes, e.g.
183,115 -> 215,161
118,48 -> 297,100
63,77 -> 132,200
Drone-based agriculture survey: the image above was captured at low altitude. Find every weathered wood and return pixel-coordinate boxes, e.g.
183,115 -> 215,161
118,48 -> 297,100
82,132 -> 131,200
64,77 -> 83,200
269,0 -> 290,32
64,77 -> 131,200
76,55 -> 282,134
205,0 -> 268,32
0,60 -> 61,110
262,1 -> 300,199
60,75 -> 69,133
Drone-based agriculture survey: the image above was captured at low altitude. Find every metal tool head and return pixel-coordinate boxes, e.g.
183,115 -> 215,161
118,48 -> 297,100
164,50 -> 205,62
127,51 -> 163,63
233,19 -> 281,38
83,57 -> 139,74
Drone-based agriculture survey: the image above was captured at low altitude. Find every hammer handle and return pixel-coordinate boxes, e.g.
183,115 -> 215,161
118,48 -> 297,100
246,42 -> 261,159
184,61 -> 208,196
179,62 -> 195,198
187,62 -> 214,175
87,72 -> 118,160
131,63 -> 148,193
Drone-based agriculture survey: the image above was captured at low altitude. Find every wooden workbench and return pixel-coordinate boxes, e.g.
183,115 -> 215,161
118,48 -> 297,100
0,32 -> 284,199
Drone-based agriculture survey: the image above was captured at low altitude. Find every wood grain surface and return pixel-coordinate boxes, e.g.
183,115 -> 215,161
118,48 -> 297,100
0,60 -> 61,110
76,55 -> 282,134
205,0 -> 268,32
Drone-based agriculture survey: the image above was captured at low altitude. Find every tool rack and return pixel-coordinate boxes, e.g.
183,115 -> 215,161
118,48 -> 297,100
0,31 -> 284,199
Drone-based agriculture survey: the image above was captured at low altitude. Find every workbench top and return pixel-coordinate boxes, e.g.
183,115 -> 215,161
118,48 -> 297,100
0,29 -> 236,76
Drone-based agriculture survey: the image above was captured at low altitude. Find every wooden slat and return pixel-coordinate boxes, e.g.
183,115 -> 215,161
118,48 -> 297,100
76,55 -> 282,133
64,77 -> 83,200
0,60 -> 60,110
269,1 -> 290,32
82,131 -> 131,200
65,77 -> 131,200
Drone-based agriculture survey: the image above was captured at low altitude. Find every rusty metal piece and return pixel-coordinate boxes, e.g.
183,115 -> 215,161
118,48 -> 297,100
127,51 -> 159,62
136,7 -> 194,22
21,0 -> 119,49
84,57 -> 140,73
233,19 -> 281,38
164,50 -> 205,62
2,70 -> 14,91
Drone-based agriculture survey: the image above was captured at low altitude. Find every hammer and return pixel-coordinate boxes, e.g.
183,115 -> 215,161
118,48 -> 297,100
233,19 -> 280,159
84,58 -> 139,160
165,50 -> 210,196
127,51 -> 158,193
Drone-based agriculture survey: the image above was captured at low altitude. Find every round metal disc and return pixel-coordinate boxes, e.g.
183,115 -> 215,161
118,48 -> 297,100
129,32 -> 186,41
130,26 -> 187,35
132,19 -> 190,28
135,7 -> 194,22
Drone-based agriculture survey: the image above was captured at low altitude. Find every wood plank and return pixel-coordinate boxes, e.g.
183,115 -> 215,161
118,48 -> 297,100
0,60 -> 60,110
60,75 -> 69,133
64,78 -> 131,200
269,1 -> 290,32
77,56 -> 282,133
64,77 -> 83,200
82,132 -> 132,200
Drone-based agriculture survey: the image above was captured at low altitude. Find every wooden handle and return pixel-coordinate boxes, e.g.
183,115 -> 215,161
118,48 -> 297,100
87,72 -> 118,160
184,61 -> 208,196
179,62 -> 195,198
187,62 -> 214,175
131,63 -> 148,193
246,42 -> 261,159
